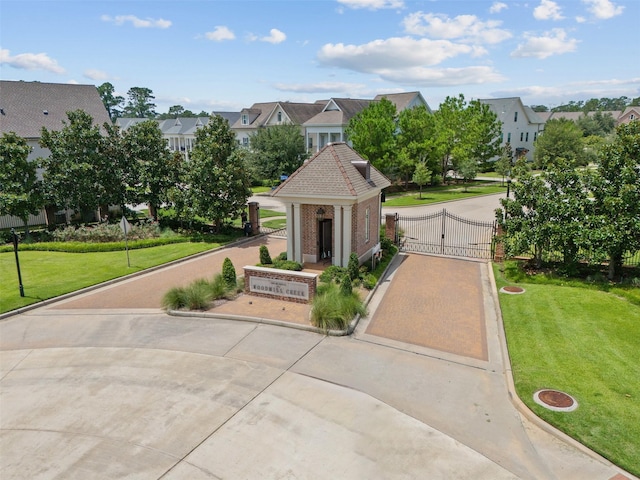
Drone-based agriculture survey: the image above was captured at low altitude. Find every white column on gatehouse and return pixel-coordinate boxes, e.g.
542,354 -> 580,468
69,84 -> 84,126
342,204 -> 353,267
293,203 -> 302,263
334,205 -> 342,266
286,202 -> 295,261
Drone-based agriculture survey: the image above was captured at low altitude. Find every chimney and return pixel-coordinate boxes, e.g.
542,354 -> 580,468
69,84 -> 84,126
351,160 -> 370,181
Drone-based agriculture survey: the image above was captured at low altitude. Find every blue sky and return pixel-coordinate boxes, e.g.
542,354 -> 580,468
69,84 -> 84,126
1,0 -> 638,113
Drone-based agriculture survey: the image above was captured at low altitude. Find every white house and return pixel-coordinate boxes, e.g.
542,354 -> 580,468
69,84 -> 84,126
479,97 -> 545,162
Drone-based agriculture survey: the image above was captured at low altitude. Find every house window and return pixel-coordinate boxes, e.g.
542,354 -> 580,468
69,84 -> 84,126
507,132 -> 511,143
526,132 -> 529,142
277,112 -> 282,122
365,207 -> 370,243
631,114 -> 636,120
242,137 -> 249,146
534,132 -> 538,141
499,132 -> 503,142
520,132 -> 524,142
307,136 -> 313,149
514,111 -> 518,122
241,114 -> 248,125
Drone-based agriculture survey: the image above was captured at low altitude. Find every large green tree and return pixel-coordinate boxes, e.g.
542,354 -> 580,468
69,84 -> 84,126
123,87 -> 156,118
248,123 -> 308,181
122,120 -> 176,220
587,121 -> 640,280
396,105 -> 436,186
186,116 -> 251,231
97,82 -> 124,122
39,110 -> 106,218
533,118 -> 584,169
0,132 -> 43,232
345,97 -> 397,174
432,94 -> 501,183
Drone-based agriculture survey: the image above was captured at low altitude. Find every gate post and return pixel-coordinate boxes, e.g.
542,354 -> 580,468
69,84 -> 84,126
385,213 -> 397,244
494,223 -> 504,262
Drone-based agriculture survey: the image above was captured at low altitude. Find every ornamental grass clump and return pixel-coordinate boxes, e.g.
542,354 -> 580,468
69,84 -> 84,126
310,282 -> 366,332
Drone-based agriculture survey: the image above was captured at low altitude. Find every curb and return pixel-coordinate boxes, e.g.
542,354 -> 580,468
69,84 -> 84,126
488,262 -> 638,479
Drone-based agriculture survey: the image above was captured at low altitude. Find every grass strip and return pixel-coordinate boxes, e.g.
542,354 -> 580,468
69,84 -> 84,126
383,184 -> 505,207
494,263 -> 640,476
0,242 -> 222,313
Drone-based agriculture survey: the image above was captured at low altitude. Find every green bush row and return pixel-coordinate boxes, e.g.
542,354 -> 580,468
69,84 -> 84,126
0,236 -> 190,253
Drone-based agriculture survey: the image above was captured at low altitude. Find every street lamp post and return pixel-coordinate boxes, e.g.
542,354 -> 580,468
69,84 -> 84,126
11,228 -> 25,297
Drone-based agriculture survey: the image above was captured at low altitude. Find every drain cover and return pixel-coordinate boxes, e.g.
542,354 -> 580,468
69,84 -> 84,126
534,389 -> 578,412
500,286 -> 525,294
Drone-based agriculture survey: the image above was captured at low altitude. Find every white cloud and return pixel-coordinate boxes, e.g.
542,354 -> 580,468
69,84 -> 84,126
582,0 -> 624,19
511,29 -> 579,59
261,28 -> 286,44
273,81 -> 368,93
493,77 -> 640,104
376,66 -> 506,86
337,0 -> 404,10
205,26 -> 235,41
489,2 -> 508,14
0,48 -> 65,74
533,0 -> 564,20
101,14 -> 171,28
402,12 -> 512,44
84,69 -> 109,81
318,37 -> 475,72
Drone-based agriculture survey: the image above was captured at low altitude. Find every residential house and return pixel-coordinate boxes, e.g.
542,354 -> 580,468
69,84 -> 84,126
230,101 -> 324,147
479,97 -> 545,162
117,112 -> 239,161
618,105 -> 640,124
0,80 -> 111,228
303,91 -> 431,153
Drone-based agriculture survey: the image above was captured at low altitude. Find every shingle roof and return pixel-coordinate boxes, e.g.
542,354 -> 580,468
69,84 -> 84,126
374,91 -> 431,112
303,98 -> 373,126
272,142 -> 390,198
0,80 -> 112,138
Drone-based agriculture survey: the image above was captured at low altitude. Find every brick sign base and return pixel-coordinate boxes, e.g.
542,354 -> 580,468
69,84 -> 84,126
244,266 -> 317,304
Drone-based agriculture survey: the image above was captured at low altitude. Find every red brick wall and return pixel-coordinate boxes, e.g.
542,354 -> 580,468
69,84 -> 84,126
244,266 -> 317,304
301,203 -> 333,259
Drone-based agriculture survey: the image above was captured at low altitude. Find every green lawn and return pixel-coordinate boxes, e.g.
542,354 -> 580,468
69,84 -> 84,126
494,264 -> 640,476
0,242 -> 222,313
383,183 -> 505,207
262,218 -> 287,229
251,186 -> 272,194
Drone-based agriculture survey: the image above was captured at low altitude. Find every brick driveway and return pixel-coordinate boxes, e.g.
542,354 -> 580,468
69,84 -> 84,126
365,254 -> 488,361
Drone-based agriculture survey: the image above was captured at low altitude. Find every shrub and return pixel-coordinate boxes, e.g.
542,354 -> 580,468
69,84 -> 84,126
380,236 -> 393,252
310,283 -> 367,332
273,259 -> 303,271
276,251 -> 288,261
340,274 -> 353,295
222,257 -> 237,288
319,265 -> 347,283
362,273 -> 377,290
259,245 -> 272,265
347,252 -> 360,280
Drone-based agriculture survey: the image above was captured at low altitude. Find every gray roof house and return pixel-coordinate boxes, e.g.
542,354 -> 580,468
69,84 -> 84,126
230,101 -> 324,147
116,112 -> 240,161
0,80 -> 111,162
272,142 -> 390,267
303,92 -> 431,153
479,97 -> 545,162
0,80 -> 111,228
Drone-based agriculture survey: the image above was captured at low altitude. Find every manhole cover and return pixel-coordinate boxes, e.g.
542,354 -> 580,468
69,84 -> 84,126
500,286 -> 525,294
533,389 -> 578,412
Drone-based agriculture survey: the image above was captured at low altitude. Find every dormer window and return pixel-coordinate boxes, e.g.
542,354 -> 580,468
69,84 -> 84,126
277,111 -> 282,122
241,113 -> 249,125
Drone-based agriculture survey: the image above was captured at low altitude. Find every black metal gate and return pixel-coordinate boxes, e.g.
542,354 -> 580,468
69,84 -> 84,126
395,209 -> 496,259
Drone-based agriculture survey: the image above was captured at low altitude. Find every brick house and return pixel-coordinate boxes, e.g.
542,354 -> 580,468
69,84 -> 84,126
272,142 -> 390,267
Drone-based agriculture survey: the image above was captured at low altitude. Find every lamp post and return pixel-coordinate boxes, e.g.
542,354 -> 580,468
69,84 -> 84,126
11,228 -> 25,297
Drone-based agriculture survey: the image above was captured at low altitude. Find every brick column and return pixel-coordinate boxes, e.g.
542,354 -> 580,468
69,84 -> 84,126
385,213 -> 397,243
494,224 -> 505,262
